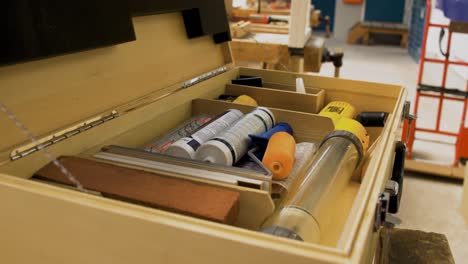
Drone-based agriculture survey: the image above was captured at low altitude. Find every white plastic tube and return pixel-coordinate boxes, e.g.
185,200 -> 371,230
164,109 -> 243,159
195,107 -> 275,166
296,78 -> 306,94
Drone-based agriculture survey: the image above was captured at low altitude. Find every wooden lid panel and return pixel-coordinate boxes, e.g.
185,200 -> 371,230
0,13 -> 230,153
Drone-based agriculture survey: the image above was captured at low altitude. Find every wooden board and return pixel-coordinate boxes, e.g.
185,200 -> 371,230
288,0 -> 311,48
231,7 -> 292,17
347,22 -> 408,48
225,84 -> 323,113
230,21 -> 252,38
0,13 -> 231,156
450,21 -> 468,34
304,37 -> 326,73
0,173 -> 345,264
231,34 -> 325,73
405,159 -> 465,179
229,5 -> 320,30
320,181 -> 361,247
192,99 -> 334,143
238,68 -> 403,114
230,38 -> 290,65
263,82 -> 324,94
249,24 -> 289,35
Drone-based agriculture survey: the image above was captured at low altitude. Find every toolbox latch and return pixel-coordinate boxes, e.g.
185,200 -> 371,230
389,141 -> 406,213
402,101 -> 417,143
374,185 -> 402,231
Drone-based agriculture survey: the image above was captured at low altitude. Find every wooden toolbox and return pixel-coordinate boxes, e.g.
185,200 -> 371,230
0,7 -> 407,264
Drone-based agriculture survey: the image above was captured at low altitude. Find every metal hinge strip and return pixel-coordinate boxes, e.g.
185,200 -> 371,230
9,66 -> 229,161
181,66 -> 228,89
10,111 -> 119,161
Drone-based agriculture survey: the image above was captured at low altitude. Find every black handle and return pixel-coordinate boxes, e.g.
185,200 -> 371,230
356,112 -> 389,127
388,141 -> 406,214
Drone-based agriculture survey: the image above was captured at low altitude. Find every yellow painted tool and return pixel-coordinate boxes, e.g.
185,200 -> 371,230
261,101 -> 369,242
319,101 -> 369,151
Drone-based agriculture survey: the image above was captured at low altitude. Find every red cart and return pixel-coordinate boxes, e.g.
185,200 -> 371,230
403,0 -> 468,178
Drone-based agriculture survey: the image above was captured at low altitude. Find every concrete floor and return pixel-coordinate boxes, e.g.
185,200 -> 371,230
318,40 -> 468,263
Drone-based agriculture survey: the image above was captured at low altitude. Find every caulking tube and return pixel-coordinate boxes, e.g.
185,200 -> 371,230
195,107 -> 275,166
164,109 -> 243,159
144,114 -> 212,153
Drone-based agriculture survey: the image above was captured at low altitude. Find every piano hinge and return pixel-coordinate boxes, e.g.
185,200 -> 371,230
181,66 -> 228,89
10,111 -> 119,161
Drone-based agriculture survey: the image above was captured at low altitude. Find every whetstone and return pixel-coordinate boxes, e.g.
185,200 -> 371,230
378,228 -> 455,264
34,156 -> 240,225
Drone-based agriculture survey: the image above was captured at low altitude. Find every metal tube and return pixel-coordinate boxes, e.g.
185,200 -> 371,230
261,136 -> 360,242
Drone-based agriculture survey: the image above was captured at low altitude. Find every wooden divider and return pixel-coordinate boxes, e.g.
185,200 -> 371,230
192,99 -> 334,143
226,84 -> 323,113
264,82 -> 323,94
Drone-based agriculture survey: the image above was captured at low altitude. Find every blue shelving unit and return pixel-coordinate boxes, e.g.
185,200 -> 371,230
409,0 -> 426,62
364,0 -> 406,23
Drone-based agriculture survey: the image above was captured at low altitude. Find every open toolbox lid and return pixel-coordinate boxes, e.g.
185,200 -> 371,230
0,2 -> 233,162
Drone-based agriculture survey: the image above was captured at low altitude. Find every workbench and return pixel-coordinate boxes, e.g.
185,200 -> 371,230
347,23 -> 408,48
230,33 -> 325,73
230,7 -> 323,33
227,0 -> 330,74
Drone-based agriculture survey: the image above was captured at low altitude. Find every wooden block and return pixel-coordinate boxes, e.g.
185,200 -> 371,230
303,36 -> 325,72
379,228 -> 455,264
363,32 -> 370,45
310,10 -> 321,27
230,7 -> 291,17
230,40 -> 290,65
449,21 -> 468,34
347,22 -> 408,47
225,0 -> 233,16
230,21 -> 251,38
401,32 -> 408,48
288,55 -> 304,73
347,23 -> 369,44
288,0 -> 311,48
34,156 -> 240,224
225,84 -> 321,113
249,24 -> 289,35
404,160 -> 464,179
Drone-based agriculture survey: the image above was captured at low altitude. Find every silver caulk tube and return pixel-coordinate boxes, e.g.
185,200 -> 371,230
164,109 -> 243,159
195,107 -> 275,166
